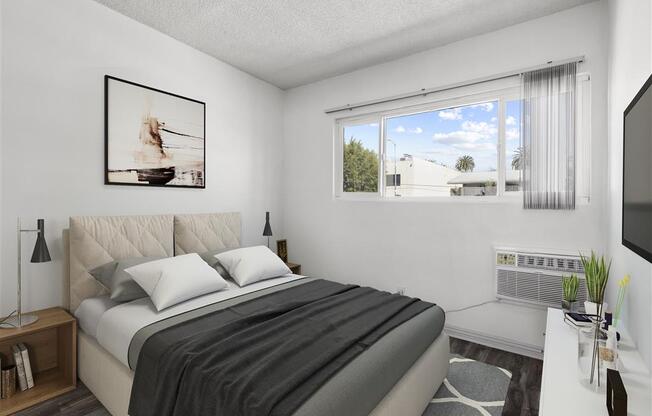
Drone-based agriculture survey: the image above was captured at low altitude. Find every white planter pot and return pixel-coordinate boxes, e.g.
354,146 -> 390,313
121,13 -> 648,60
584,301 -> 608,317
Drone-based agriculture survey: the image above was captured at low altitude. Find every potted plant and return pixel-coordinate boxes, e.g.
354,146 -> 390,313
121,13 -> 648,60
562,274 -> 579,312
580,252 -> 611,317
579,251 -> 611,387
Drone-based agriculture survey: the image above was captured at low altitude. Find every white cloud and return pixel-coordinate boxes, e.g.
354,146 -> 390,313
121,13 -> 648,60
452,142 -> 497,152
462,121 -> 497,135
490,117 -> 497,123
471,102 -> 495,112
394,125 -> 406,133
409,127 -> 423,134
432,121 -> 497,144
369,123 -> 379,127
506,116 -> 516,126
438,108 -> 463,120
506,128 -> 520,141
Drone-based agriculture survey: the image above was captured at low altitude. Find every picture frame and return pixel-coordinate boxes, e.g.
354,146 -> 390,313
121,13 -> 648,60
104,75 -> 206,188
276,239 -> 288,262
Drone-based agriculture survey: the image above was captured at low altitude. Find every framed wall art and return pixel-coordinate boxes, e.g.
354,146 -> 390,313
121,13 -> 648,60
105,75 -> 206,188
277,239 -> 288,262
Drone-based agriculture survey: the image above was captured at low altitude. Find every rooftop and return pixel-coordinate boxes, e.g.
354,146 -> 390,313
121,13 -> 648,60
447,170 -> 521,185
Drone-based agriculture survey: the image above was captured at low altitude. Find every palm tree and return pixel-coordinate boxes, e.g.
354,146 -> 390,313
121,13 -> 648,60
512,147 -> 524,170
455,155 -> 475,172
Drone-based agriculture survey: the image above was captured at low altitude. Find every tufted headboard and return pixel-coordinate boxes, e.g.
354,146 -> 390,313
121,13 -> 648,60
68,212 -> 241,312
174,213 -> 241,255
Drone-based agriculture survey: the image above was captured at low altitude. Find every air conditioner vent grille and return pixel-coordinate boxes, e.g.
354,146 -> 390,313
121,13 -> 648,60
517,254 -> 584,273
496,268 -> 588,308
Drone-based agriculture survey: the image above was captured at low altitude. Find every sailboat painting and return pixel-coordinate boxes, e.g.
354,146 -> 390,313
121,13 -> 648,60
105,76 -> 205,188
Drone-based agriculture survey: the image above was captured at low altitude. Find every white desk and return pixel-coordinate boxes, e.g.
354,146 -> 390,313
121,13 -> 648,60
540,308 -> 651,415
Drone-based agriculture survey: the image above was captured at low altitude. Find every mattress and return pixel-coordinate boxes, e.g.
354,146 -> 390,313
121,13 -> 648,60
77,275 -> 446,416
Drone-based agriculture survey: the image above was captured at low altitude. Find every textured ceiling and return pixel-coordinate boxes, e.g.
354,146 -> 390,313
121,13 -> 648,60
93,0 -> 594,89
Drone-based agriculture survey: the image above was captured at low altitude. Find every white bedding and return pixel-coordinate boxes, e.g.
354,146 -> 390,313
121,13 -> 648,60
75,295 -> 120,338
93,274 -> 305,367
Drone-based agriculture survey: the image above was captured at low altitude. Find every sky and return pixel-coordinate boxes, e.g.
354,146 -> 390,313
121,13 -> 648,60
344,100 -> 521,172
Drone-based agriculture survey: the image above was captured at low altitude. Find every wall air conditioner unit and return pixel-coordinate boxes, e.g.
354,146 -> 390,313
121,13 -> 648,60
494,247 -> 588,309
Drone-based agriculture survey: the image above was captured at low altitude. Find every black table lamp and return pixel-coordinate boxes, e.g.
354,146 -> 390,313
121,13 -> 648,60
2,218 -> 51,328
263,212 -> 273,248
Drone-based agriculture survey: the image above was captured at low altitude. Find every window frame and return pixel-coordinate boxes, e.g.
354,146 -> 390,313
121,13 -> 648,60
333,75 -> 590,203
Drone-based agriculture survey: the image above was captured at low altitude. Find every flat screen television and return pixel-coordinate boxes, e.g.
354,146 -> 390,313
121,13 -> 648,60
623,74 -> 652,263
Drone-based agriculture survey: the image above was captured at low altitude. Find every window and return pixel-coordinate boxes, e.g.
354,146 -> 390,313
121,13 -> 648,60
335,77 -> 589,200
505,99 -> 522,193
341,121 -> 380,193
385,100 -> 500,197
336,87 -> 520,198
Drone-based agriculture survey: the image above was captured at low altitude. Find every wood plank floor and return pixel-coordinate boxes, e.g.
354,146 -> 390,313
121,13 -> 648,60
15,337 -> 542,416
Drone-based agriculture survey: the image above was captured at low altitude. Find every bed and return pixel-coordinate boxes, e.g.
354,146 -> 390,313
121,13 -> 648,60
68,213 -> 449,416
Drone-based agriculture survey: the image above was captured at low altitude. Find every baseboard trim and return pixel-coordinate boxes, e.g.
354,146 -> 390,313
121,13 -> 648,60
445,324 -> 544,360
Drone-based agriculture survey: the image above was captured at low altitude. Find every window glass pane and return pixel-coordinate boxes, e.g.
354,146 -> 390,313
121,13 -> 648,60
505,100 -> 522,192
385,100 -> 498,197
343,123 -> 379,193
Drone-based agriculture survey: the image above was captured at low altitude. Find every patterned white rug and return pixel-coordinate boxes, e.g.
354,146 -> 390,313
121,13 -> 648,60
422,357 -> 512,416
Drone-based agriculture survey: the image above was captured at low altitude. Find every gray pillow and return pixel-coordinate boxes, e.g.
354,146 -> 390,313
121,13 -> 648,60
90,257 -> 164,302
199,248 -> 235,280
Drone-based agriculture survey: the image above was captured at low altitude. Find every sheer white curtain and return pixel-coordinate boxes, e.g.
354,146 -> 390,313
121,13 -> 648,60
521,62 -> 577,209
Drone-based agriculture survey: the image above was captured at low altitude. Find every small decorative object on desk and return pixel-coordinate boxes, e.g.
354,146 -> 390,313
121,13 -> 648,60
578,251 -> 611,390
613,274 -> 631,328
606,368 -> 627,416
276,239 -> 288,262
562,274 -> 579,312
1,365 -> 16,399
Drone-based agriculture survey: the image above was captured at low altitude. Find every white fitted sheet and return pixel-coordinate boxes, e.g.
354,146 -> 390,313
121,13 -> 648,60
96,274 -> 305,367
74,295 -> 120,339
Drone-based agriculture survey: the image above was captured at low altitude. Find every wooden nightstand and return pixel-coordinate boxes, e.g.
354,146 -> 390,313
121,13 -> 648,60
286,262 -> 302,275
0,308 -> 76,415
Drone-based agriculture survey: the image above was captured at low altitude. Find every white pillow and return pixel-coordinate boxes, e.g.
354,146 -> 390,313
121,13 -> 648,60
125,253 -> 228,311
216,246 -> 292,287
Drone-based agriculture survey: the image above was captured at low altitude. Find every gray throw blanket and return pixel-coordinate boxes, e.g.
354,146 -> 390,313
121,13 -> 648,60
129,279 -> 434,416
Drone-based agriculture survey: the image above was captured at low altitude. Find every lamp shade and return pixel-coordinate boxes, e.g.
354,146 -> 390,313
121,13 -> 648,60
30,219 -> 51,263
262,212 -> 273,237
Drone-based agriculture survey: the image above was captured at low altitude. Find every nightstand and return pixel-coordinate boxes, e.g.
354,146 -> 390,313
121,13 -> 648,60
286,262 -> 302,275
0,308 -> 76,415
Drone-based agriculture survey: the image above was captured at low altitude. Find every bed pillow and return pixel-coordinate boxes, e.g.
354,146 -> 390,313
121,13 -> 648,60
90,257 -> 164,302
125,253 -> 228,311
215,246 -> 291,287
198,248 -> 234,280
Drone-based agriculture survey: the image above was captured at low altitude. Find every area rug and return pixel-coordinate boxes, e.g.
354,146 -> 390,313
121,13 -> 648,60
422,356 -> 512,416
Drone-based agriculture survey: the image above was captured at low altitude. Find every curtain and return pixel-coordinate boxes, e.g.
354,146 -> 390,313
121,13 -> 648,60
521,62 -> 577,209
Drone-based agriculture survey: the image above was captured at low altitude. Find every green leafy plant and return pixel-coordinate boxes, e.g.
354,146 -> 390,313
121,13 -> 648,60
580,251 -> 611,304
455,155 -> 475,172
343,137 -> 378,192
562,274 -> 579,302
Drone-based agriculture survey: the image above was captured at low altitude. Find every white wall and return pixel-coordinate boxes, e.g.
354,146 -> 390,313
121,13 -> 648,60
0,0 -> 285,315
283,1 -> 608,351
0,2 -> 3,316
606,0 -> 652,369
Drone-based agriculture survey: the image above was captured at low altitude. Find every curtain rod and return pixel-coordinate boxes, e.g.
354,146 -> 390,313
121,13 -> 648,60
324,55 -> 585,114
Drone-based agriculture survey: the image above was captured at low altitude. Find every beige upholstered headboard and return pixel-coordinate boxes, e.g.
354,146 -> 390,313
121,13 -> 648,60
68,212 -> 241,312
174,213 -> 241,255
